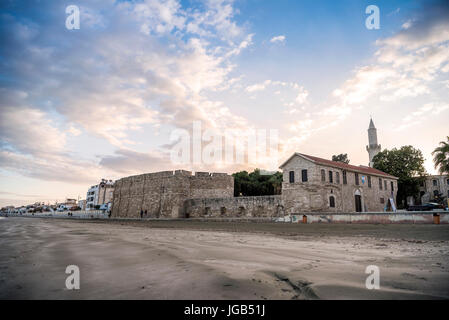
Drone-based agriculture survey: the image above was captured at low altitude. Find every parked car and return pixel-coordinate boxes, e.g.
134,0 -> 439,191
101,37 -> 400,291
407,202 -> 445,211
425,202 -> 445,209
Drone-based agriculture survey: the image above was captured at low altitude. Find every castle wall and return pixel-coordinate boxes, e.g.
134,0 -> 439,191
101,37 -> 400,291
184,195 -> 283,218
111,170 -> 233,218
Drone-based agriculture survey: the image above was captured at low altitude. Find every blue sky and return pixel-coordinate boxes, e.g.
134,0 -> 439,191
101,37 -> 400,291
0,0 -> 448,206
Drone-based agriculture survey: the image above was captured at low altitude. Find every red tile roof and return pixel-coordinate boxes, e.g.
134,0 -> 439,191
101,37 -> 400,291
280,153 -> 398,179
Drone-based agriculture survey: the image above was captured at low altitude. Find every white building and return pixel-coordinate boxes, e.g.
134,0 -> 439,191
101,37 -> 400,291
86,179 -> 114,210
78,199 -> 87,210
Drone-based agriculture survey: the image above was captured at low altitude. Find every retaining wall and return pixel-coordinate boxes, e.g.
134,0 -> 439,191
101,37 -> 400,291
289,211 -> 449,224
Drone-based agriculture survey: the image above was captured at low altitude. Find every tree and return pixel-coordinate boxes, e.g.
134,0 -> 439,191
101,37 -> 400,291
332,153 -> 350,164
232,169 -> 282,197
372,146 -> 426,208
432,136 -> 449,175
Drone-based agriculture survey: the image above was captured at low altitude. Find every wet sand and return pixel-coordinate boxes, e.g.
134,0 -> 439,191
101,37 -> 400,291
0,217 -> 448,299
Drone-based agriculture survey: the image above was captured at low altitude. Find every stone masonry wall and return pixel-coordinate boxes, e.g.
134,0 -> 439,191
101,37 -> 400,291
111,170 -> 234,218
184,195 -> 283,218
281,155 -> 398,214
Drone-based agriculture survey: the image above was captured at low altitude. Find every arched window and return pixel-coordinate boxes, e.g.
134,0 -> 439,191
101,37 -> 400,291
329,196 -> 335,208
321,169 -> 326,182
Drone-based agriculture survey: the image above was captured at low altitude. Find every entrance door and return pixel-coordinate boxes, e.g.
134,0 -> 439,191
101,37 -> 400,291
355,195 -> 362,212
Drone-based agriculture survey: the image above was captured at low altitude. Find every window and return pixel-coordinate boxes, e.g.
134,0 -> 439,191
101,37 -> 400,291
321,169 -> 326,182
343,171 -> 347,185
336,172 -> 340,184
447,179 -> 449,186
447,190 -> 449,198
289,171 -> 295,183
419,180 -> 424,187
368,176 -> 372,188
355,173 -> 359,185
380,197 -> 385,204
433,179 -> 438,187
384,180 -> 387,190
301,169 -> 308,182
379,178 -> 383,190
329,196 -> 335,208
391,181 -> 394,192
329,171 -> 333,183
220,207 -> 227,216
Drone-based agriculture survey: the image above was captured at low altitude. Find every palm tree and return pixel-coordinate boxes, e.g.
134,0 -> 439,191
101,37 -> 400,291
432,136 -> 449,175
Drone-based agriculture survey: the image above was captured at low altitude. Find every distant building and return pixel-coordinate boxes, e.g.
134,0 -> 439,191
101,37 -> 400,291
86,179 -> 114,210
419,175 -> 449,203
65,199 -> 77,206
57,198 -> 78,211
78,199 -> 86,210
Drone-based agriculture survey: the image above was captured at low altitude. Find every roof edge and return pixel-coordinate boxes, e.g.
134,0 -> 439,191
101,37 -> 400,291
279,152 -> 399,180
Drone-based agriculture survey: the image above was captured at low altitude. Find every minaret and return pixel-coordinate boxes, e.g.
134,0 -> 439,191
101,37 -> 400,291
366,118 -> 381,167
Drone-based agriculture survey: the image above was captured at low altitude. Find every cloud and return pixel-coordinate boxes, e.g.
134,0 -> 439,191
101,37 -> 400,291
333,0 -> 449,105
395,102 -> 449,131
270,35 -> 286,44
99,149 -> 173,175
245,80 -> 272,92
0,150 -> 101,184
0,104 -> 66,156
0,0 -> 254,182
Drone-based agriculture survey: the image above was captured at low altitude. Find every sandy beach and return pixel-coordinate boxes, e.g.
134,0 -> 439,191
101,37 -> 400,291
0,217 -> 448,299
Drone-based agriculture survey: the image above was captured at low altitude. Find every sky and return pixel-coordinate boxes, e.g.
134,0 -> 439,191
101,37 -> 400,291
0,0 -> 448,206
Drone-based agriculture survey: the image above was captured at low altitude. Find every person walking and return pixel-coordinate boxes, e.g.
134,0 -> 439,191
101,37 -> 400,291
144,209 -> 148,218
140,209 -> 143,219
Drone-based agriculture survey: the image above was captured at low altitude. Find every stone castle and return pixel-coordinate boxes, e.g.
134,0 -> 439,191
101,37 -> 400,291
111,170 -> 234,218
111,119 -> 398,218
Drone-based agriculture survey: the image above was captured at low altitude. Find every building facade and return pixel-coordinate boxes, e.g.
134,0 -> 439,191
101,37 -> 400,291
419,175 -> 449,203
86,179 -> 115,210
279,153 -> 398,214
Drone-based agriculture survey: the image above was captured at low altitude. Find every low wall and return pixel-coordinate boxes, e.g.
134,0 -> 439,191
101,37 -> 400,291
289,211 -> 449,224
184,195 -> 284,218
1,210 -> 109,219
